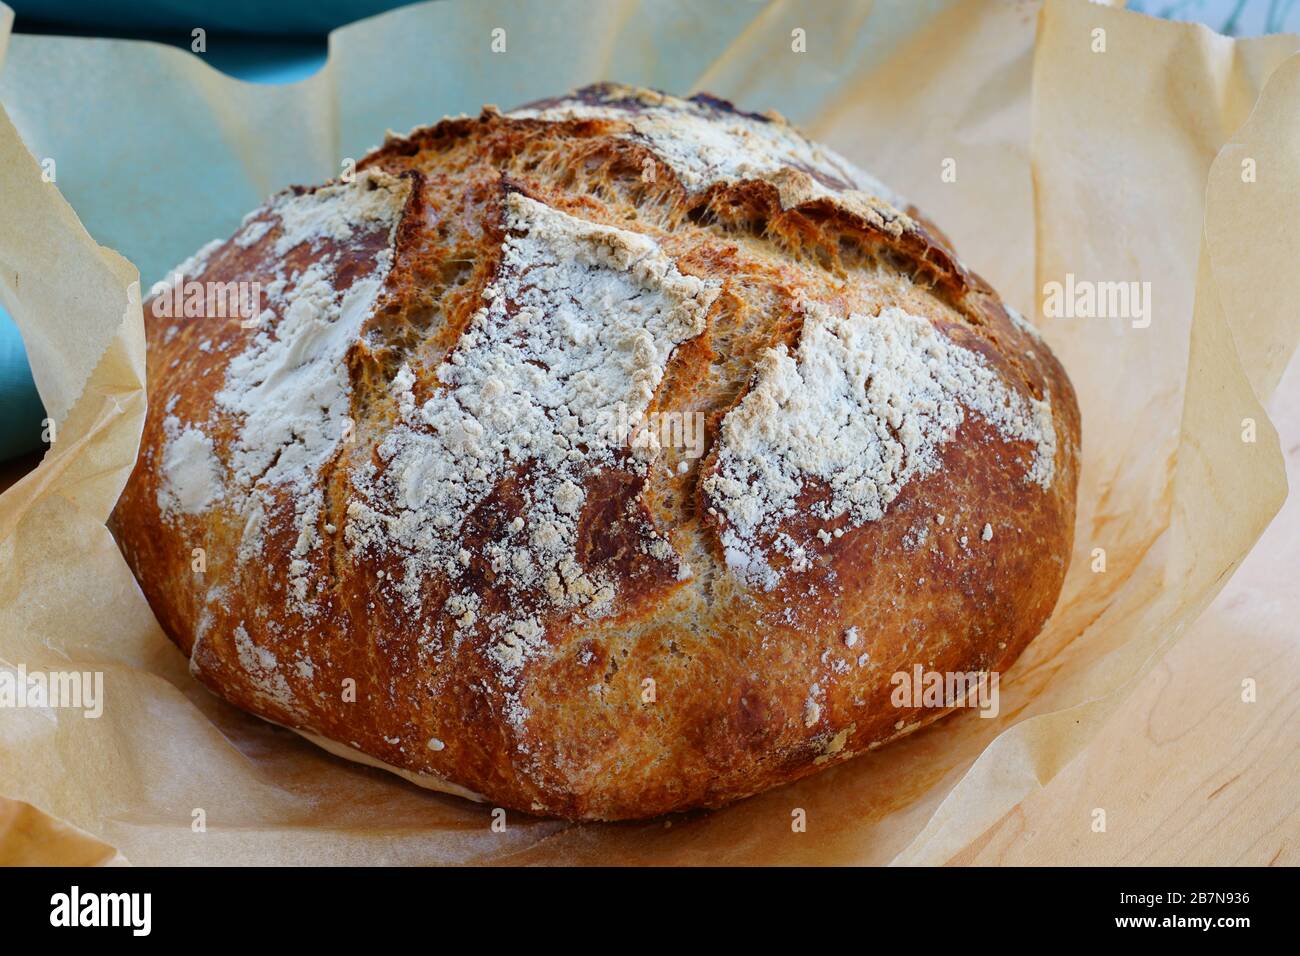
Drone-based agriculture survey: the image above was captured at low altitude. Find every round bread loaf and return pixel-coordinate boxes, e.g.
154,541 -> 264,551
112,83 -> 1080,820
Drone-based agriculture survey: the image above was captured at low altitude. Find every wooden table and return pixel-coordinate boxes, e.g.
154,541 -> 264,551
953,360 -> 1300,866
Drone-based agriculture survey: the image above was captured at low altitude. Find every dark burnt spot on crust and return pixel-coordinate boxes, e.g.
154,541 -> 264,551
686,91 -> 773,124
516,83 -> 775,127
514,82 -> 644,114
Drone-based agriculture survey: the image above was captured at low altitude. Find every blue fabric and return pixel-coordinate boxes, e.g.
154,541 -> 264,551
7,1 -> 414,37
0,308 -> 45,461
188,38 -> 327,85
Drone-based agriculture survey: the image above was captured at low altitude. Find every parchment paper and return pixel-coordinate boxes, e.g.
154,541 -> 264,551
0,0 -> 1296,865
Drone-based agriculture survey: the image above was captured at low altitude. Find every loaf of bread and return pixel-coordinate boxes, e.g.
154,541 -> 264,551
111,83 -> 1079,820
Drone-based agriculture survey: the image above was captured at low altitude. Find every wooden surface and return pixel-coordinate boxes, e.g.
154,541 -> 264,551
952,358 -> 1300,866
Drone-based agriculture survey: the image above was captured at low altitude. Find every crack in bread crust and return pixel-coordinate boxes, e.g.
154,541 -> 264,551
112,84 -> 1081,820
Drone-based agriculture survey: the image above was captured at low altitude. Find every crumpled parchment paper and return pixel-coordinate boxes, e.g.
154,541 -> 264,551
0,0 -> 1296,864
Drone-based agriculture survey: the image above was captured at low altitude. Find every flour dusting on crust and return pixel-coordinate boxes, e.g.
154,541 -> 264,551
157,415 -> 224,518
232,622 -> 294,709
346,191 -> 719,674
217,173 -> 409,493
510,85 -> 907,211
155,171 -> 410,623
704,303 -> 1056,590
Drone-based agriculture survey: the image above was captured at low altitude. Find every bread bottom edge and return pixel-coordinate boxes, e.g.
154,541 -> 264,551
288,726 -> 488,805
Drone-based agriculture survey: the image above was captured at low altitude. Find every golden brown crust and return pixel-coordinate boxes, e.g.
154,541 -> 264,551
111,84 -> 1080,820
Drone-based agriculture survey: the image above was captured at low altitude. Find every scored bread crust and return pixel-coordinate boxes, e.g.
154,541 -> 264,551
111,83 -> 1080,820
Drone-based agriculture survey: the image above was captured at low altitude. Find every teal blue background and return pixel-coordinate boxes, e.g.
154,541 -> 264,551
0,6 -> 345,461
